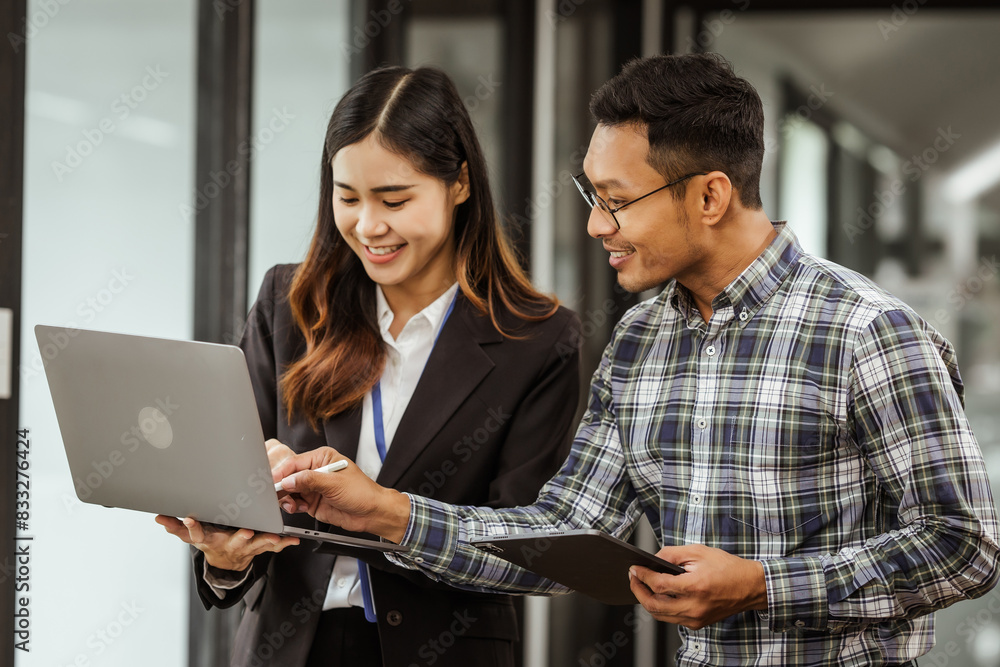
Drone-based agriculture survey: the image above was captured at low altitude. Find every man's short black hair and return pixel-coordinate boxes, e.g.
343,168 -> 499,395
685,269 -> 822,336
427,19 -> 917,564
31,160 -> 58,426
590,53 -> 765,210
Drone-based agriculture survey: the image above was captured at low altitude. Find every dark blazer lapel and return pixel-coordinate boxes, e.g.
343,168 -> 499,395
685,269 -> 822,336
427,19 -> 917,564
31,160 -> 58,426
321,403 -> 363,460
376,296 -> 501,488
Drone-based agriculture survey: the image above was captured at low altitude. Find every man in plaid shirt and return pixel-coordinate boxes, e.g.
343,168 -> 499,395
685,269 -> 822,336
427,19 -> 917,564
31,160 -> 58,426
275,53 -> 999,665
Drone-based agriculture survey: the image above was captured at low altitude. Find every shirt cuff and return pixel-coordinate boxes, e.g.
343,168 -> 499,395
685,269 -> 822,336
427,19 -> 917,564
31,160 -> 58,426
760,556 -> 829,632
384,494 -> 459,572
202,559 -> 252,600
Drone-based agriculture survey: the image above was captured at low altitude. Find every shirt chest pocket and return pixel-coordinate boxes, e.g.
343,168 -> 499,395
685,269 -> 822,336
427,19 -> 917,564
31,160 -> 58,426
726,422 -> 834,554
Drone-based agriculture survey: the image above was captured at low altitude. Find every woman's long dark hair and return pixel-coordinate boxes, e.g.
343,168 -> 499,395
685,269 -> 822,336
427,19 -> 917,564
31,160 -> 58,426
281,66 -> 558,427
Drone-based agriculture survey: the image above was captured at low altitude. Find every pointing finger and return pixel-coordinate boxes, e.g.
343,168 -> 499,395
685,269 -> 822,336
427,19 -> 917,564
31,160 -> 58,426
280,469 -> 335,495
272,447 -> 341,483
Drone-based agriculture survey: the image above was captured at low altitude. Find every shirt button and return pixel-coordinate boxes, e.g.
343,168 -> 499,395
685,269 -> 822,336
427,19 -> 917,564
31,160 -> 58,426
691,642 -> 702,652
691,494 -> 702,505
795,620 -> 805,628
705,345 -> 716,356
336,578 -> 347,588
413,557 -> 424,564
696,418 -> 707,429
739,308 -> 749,322
386,610 -> 404,626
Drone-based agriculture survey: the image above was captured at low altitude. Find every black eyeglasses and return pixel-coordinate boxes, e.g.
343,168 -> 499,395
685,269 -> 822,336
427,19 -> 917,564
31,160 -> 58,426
571,171 -> 707,229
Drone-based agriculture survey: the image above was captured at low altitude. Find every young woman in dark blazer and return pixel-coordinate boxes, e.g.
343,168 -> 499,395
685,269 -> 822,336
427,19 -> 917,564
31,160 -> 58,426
157,66 -> 581,667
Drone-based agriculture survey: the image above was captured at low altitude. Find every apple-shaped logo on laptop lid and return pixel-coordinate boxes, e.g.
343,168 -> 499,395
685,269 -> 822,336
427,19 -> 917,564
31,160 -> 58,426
137,406 -> 173,449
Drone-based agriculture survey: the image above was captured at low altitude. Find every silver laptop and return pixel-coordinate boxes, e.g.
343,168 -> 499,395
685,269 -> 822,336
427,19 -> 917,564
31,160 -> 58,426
34,325 -> 405,554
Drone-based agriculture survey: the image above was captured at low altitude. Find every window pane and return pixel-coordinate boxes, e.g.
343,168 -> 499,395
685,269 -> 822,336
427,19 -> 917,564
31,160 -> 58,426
779,118 -> 829,258
20,2 -> 195,665
248,0 -> 351,297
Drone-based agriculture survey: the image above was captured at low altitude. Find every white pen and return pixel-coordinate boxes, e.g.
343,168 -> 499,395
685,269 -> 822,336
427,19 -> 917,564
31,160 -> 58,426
274,459 -> 349,492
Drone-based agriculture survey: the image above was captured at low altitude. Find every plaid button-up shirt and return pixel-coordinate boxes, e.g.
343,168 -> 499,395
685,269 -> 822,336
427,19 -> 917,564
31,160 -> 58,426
387,222 -> 999,665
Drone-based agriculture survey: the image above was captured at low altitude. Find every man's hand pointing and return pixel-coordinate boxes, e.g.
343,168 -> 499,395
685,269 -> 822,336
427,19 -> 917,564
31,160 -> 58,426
273,445 -> 412,543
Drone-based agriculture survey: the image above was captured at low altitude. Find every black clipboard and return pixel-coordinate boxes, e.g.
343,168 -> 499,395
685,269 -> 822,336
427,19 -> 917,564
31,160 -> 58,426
469,529 -> 683,605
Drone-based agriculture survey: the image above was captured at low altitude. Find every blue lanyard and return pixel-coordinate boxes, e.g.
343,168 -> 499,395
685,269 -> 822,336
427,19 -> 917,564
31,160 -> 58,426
360,289 -> 457,623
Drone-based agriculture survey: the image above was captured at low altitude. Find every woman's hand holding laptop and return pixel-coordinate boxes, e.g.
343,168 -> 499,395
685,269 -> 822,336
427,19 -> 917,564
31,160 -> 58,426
154,514 -> 299,572
154,439 -> 304,572
264,438 -> 296,471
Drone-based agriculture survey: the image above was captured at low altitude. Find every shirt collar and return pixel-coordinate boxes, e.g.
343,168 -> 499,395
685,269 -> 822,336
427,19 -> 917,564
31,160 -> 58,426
376,282 -> 460,340
666,221 -> 802,328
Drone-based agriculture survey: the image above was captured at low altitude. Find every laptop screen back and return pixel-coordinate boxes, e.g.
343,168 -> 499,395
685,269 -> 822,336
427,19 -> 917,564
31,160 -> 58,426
35,325 -> 286,534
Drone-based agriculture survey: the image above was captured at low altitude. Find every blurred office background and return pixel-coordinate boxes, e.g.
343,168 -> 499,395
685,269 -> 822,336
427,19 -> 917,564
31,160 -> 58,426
3,0 -> 1000,665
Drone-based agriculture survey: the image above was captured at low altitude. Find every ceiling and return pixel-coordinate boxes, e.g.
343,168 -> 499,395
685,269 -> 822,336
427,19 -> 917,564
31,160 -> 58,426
713,9 -> 1000,210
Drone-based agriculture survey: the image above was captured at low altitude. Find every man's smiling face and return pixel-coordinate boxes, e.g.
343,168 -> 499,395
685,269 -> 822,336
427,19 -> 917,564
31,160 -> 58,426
583,123 -> 709,293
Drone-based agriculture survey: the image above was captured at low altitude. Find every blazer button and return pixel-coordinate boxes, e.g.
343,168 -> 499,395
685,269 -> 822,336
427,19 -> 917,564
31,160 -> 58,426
386,610 -> 403,626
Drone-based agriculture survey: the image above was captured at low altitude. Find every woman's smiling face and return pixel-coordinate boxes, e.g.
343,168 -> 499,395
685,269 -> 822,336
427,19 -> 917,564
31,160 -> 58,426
332,134 -> 469,293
